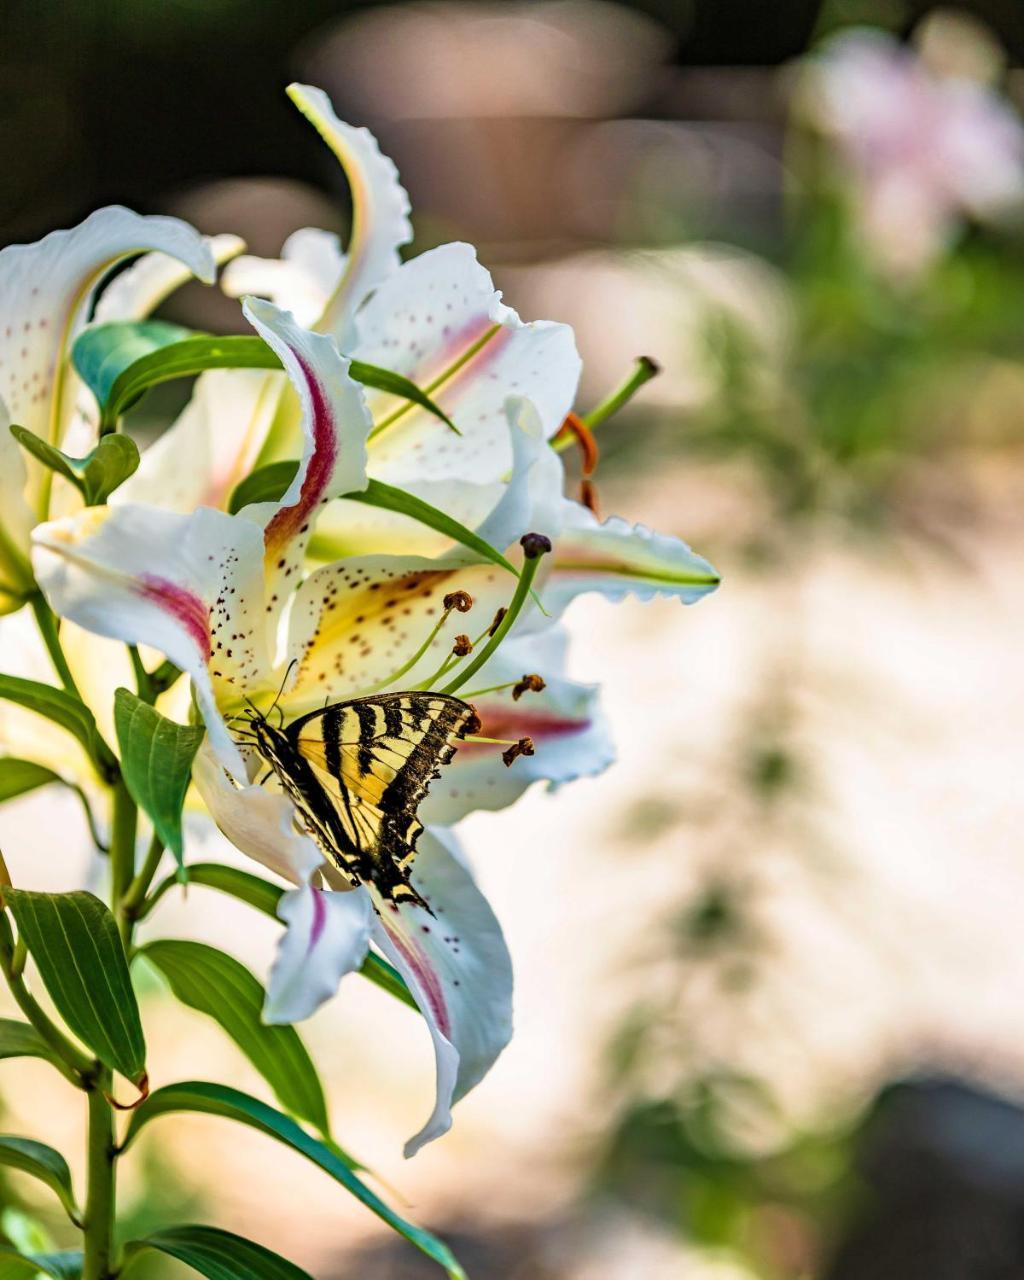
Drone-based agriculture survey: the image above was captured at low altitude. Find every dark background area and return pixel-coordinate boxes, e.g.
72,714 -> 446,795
5,0 -> 1024,244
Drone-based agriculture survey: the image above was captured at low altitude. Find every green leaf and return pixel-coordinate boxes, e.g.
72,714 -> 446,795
227,461 -> 299,515
139,940 -> 329,1134
168,864 -> 416,1011
349,359 -> 459,433
10,426 -> 140,506
71,320 -> 194,427
4,891 -> 146,1085
0,1138 -> 79,1225
0,1019 -> 60,1069
352,479 -> 520,579
0,760 -> 60,803
124,1225 -> 312,1280
74,324 -> 458,435
113,688 -> 204,867
0,1249 -> 81,1279
177,863 -> 285,917
123,1083 -> 465,1279
0,677 -> 112,779
230,465 -> 519,581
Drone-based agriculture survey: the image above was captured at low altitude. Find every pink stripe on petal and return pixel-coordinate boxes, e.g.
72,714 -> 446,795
308,888 -> 327,952
264,353 -> 338,556
382,919 -> 452,1039
466,708 -> 589,748
138,574 -> 210,656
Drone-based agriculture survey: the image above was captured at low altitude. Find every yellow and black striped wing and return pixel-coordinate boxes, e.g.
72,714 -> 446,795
284,692 -> 478,904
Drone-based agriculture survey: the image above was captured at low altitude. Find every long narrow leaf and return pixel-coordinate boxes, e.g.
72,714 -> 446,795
0,1019 -> 61,1069
4,891 -> 146,1086
140,940 -> 329,1133
74,326 -> 457,433
0,1138 -> 80,1224
124,1226 -> 311,1280
123,1082 -> 465,1278
0,760 -> 60,803
0,1250 -> 81,1280
229,465 -> 519,583
0,677 -> 112,778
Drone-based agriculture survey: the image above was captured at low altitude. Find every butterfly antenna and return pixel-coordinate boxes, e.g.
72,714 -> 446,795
268,658 -> 298,727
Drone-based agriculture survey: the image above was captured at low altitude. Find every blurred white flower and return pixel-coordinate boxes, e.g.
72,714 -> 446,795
805,27 -> 1024,277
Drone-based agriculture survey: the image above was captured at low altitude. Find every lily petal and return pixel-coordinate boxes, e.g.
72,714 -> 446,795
192,741 -> 323,887
221,228 -> 344,329
0,205 -> 214,511
356,242 -> 581,485
115,367 -> 282,513
370,829 -> 513,1157
31,504 -> 270,778
0,402 -> 36,614
544,501 -> 721,613
265,883 -> 373,1024
284,551 -> 519,711
242,298 -> 373,610
422,630 -> 614,825
287,83 -> 412,346
95,233 -> 245,323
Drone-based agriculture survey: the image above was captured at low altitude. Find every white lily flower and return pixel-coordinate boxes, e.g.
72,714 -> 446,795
0,207 -> 224,613
121,83 -> 581,521
31,280 -> 717,1153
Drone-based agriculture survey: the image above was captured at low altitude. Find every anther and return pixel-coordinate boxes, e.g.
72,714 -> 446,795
487,607 -> 507,637
520,532 -> 552,559
452,634 -> 473,657
443,590 -> 473,612
502,737 -> 535,767
512,673 -> 546,701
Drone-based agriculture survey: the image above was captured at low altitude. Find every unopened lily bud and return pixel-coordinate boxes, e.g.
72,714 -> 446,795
502,737 -> 535,767
443,590 -> 474,612
487,607 -> 507,637
452,634 -> 473,657
520,532 -> 552,559
512,673 -> 546,701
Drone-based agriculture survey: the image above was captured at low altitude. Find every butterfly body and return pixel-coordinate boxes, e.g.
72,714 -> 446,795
249,692 -> 479,908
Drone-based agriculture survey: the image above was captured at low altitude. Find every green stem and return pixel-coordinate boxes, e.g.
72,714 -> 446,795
582,356 -> 659,430
109,781 -> 137,947
82,1074 -> 117,1280
30,593 -> 80,696
121,833 -> 165,923
440,545 -> 548,695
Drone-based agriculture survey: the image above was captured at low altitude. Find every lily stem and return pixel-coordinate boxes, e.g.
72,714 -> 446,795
82,1071 -> 117,1280
121,832 -> 165,923
109,781 -> 137,947
30,593 -> 80,697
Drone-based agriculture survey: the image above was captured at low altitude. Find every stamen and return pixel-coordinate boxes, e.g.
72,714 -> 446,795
452,634 -> 473,657
487,607 -> 507,637
580,478 -> 599,516
512,673 -> 546,701
350,600 -> 459,697
462,673 -> 546,700
502,737 -> 535,767
440,534 -> 551,696
552,411 -> 599,477
443,590 -> 473,613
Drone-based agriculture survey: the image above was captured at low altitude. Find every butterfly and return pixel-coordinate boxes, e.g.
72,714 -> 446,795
244,692 -> 480,909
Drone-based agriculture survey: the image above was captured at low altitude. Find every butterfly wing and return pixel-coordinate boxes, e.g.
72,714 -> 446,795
284,692 -> 478,904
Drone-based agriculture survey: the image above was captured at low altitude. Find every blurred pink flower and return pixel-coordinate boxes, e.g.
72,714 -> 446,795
808,29 -> 1024,277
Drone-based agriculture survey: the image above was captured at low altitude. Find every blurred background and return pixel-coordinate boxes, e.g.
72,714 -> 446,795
5,0 -> 1024,1276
